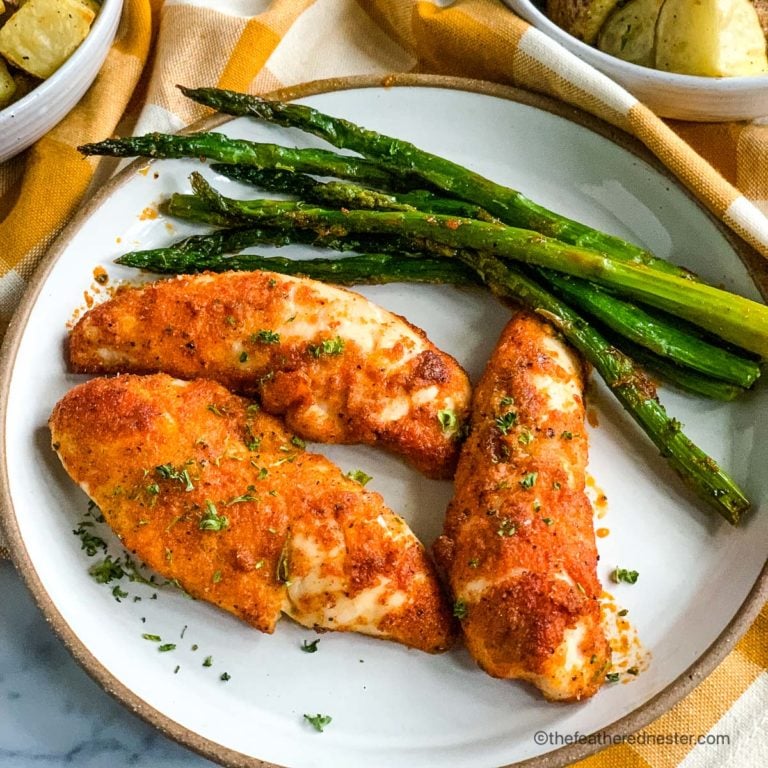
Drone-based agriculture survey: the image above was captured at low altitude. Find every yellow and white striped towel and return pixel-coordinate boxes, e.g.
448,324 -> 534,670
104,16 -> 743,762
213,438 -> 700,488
0,2 -> 766,766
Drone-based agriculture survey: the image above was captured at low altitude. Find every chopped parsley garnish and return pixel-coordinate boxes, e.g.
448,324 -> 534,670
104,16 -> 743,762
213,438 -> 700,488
612,567 -> 639,585
499,396 -> 515,407
155,463 -> 195,491
291,435 -> 306,449
112,585 -> 128,602
203,656 -> 213,667
72,522 -> 108,557
226,490 -> 258,505
618,609 -> 629,617
159,644 -> 176,653
254,329 -> 280,344
532,500 -> 541,512
225,315 -> 236,327
606,672 -> 620,683
244,422 -> 261,452
518,430 -> 534,445
304,713 -> 332,732
146,483 -> 160,496
520,471 -> 538,489
89,555 -> 125,584
627,667 -> 639,676
239,351 -> 249,363
452,599 -> 468,619
495,411 -> 517,435
437,409 -> 458,433
212,570 -> 222,584
301,639 -> 320,653
468,558 -> 480,568
497,518 -> 517,537
308,336 -> 345,358
542,517 -> 554,526
142,633 -> 161,642
206,403 -> 227,417
220,672 -> 231,682
276,542 -> 291,585
561,430 -> 574,440
199,500 -> 230,532
347,469 -> 373,486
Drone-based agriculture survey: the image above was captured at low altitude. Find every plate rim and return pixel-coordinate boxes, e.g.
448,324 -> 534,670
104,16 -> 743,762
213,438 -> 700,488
1,72 -> 767,768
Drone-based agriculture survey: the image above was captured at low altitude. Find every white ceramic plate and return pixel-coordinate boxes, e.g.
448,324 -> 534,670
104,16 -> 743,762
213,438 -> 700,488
2,78 -> 767,768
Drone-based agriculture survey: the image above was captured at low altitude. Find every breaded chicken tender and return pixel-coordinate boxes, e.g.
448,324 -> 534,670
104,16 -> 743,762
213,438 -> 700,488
67,271 -> 470,479
434,312 -> 610,700
50,373 -> 454,652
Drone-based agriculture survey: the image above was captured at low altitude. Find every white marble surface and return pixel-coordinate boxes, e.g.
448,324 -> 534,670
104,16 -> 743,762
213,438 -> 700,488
0,560 -> 217,768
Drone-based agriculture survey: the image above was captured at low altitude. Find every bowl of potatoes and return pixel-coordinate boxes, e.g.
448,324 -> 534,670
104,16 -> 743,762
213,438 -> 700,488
0,0 -> 123,162
506,0 -> 768,121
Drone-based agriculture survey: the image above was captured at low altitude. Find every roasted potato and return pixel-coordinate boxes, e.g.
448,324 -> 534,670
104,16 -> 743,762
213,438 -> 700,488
0,0 -> 96,80
546,0 -> 622,44
551,0 -> 768,76
655,0 -> 768,76
0,56 -> 15,107
597,0 -> 664,67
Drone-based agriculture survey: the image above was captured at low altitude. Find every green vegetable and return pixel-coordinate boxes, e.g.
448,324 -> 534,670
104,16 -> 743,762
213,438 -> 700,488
301,639 -> 320,653
346,469 -> 373,486
453,599 -> 468,619
544,270 -> 760,388
181,176 -> 768,359
89,555 -> 125,584
179,87 -> 680,270
72,522 -> 108,556
303,713 -> 332,732
254,329 -> 280,344
437,409 -> 458,433
155,463 -> 195,491
199,500 -> 230,532
78,131 -> 403,188
495,411 -> 517,434
308,336 -> 345,357
612,567 -> 640,584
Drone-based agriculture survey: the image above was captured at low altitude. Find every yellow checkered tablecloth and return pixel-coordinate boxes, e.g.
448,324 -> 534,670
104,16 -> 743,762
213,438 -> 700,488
0,2 -> 766,766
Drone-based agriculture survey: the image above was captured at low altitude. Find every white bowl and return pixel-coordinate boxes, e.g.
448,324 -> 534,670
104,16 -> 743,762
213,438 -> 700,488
505,0 -> 768,121
0,0 -> 123,163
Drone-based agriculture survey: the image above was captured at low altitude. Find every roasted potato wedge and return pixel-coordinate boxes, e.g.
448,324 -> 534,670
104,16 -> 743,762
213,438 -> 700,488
546,0 -> 622,43
0,56 -> 15,107
656,0 -> 768,76
597,0 -> 664,67
0,0 -> 96,79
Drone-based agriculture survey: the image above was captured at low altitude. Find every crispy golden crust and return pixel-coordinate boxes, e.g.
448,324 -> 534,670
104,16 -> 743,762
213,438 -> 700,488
67,271 -> 470,479
434,312 -> 610,700
50,373 -> 454,653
